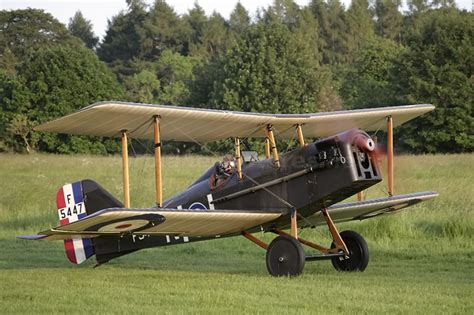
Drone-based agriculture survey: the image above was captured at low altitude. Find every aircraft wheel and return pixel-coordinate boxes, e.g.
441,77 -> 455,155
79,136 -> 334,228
331,230 -> 369,272
266,235 -> 305,277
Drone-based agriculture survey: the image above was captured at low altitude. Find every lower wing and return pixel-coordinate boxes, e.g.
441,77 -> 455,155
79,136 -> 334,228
303,191 -> 438,227
18,192 -> 437,241
18,208 -> 282,241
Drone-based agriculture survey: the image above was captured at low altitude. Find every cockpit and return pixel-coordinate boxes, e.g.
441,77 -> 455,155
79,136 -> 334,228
186,151 -> 259,190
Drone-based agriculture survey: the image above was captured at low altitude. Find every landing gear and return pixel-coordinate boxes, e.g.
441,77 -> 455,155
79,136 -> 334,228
242,208 -> 370,277
266,235 -> 305,277
331,230 -> 369,272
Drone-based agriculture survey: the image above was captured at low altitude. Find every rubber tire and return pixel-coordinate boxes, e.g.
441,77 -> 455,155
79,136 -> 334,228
266,235 -> 305,277
331,230 -> 369,272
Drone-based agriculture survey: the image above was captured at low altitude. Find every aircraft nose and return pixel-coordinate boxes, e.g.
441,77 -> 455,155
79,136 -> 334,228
353,134 -> 375,153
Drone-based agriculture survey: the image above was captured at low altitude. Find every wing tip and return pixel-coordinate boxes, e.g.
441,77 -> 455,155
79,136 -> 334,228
17,234 -> 48,240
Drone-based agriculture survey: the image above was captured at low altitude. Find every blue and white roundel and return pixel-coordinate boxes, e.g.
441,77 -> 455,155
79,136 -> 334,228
189,202 -> 207,210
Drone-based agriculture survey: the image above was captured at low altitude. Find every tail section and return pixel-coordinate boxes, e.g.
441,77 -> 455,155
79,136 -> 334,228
56,179 -> 158,266
56,181 -> 94,264
56,180 -> 123,264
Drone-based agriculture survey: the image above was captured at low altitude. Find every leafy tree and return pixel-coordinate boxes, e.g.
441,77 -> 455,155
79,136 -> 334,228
156,50 -> 198,105
266,0 -> 301,29
182,3 -> 209,57
374,0 -> 403,42
7,114 -> 32,153
125,69 -> 160,103
309,0 -> 349,64
189,58 -> 226,107
395,8 -> 473,153
2,46 -> 124,153
431,0 -> 456,8
408,0 -> 455,13
229,2 -> 251,37
345,0 -> 375,58
68,11 -> 99,49
141,0 -> 185,59
0,9 -> 79,68
340,38 -> 404,108
0,71 -> 33,152
196,12 -> 229,60
212,20 -> 323,115
0,48 -> 21,76
293,7 -> 323,64
98,0 -> 148,62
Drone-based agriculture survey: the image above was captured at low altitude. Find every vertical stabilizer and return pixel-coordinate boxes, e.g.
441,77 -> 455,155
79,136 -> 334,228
56,182 -> 94,264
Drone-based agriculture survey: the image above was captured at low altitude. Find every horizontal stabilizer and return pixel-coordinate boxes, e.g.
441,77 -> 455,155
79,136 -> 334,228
17,234 -> 48,240
303,191 -> 438,227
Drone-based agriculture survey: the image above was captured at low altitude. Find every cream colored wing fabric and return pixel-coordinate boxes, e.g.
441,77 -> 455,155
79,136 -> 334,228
302,191 -> 438,227
35,102 -> 434,141
26,208 -> 282,241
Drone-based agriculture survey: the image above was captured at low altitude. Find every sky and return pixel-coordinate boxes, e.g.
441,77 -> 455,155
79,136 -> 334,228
1,0 -> 472,39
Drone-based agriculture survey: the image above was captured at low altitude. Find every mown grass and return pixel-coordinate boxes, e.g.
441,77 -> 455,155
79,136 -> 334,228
0,153 -> 473,314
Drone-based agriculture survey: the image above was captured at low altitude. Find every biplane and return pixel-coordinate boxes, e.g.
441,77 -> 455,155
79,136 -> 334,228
19,102 -> 438,276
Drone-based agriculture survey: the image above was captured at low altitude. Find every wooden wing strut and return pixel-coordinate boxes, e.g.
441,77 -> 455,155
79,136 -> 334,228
154,116 -> 163,207
121,130 -> 130,208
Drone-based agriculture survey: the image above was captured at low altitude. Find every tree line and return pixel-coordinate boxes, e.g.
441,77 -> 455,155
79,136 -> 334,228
0,0 -> 472,155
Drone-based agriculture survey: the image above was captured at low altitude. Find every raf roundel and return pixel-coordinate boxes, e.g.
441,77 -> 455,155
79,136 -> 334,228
189,202 -> 207,210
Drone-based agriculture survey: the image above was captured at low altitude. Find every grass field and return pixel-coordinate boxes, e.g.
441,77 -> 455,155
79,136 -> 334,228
0,153 -> 473,314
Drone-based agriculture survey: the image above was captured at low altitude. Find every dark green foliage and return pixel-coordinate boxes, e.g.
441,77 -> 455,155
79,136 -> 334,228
310,0 -> 349,64
183,3 -> 208,50
97,0 -> 148,62
345,0 -> 375,58
229,2 -> 250,37
212,20 -> 323,114
395,9 -> 473,153
0,3 -> 472,154
194,13 -> 229,60
0,44 -> 124,154
68,11 -> 99,49
21,46 -> 123,122
340,38 -> 404,108
142,0 -> 186,58
374,0 -> 403,42
156,50 -> 198,105
189,59 -> 226,108
0,72 -> 33,152
0,9 -> 80,68
124,69 -> 160,103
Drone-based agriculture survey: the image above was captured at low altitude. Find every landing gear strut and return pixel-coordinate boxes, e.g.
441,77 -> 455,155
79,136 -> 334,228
242,208 -> 370,277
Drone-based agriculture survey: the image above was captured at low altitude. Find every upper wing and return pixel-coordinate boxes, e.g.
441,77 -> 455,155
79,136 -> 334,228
35,102 -> 434,142
18,208 -> 282,241
302,191 -> 438,227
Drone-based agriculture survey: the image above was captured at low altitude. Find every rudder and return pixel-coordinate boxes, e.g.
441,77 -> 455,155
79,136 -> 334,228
56,180 -> 123,264
56,181 -> 94,264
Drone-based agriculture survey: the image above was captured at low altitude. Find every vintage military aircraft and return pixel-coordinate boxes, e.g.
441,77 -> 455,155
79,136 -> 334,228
19,102 -> 438,276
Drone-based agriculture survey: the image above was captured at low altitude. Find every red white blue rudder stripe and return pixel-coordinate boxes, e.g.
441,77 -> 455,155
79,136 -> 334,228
56,181 -> 94,264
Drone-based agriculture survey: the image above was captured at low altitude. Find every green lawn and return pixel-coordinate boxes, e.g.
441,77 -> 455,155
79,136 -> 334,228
0,153 -> 473,314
